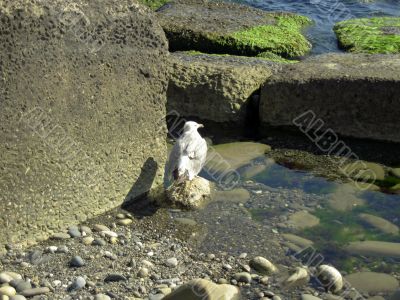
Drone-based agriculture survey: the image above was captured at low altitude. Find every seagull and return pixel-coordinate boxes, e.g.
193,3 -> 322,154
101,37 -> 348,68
165,121 -> 208,185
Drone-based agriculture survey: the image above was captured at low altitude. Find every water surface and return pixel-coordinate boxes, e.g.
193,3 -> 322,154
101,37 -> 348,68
229,0 -> 400,54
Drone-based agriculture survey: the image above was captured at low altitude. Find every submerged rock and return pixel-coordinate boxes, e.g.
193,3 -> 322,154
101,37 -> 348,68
328,184 -> 365,211
287,211 -> 320,229
345,241 -> 400,258
282,233 -> 314,249
259,53 -> 400,143
157,0 -> 312,57
316,265 -> 343,294
205,142 -> 271,175
345,272 -> 399,293
212,188 -> 250,204
162,278 -> 239,300
334,17 -> 400,54
359,213 -> 399,235
166,177 -> 211,209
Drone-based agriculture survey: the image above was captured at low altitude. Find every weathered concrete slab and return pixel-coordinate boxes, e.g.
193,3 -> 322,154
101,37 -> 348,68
157,0 -> 312,58
260,53 -> 400,143
168,52 -> 278,124
0,0 -> 168,247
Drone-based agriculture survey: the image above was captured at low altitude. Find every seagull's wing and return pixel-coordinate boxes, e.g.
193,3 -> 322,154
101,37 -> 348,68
188,137 -> 208,178
165,139 -> 183,181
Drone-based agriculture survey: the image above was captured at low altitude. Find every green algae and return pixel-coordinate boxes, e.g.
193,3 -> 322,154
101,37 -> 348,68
138,0 -> 169,10
229,15 -> 312,58
334,17 -> 400,54
164,14 -> 312,58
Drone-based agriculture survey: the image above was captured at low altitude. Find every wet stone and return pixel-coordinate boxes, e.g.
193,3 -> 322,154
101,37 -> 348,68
93,238 -> 107,246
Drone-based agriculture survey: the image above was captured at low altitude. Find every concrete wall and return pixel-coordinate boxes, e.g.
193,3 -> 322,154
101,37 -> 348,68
0,0 -> 169,248
260,54 -> 400,143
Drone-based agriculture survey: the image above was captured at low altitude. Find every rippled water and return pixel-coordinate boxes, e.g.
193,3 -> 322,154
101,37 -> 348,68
230,0 -> 400,54
172,143 -> 400,274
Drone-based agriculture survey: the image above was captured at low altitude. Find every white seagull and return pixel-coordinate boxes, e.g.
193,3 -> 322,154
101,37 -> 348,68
165,121 -> 208,184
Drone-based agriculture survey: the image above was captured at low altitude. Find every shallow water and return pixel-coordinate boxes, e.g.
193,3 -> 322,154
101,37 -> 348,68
172,143 -> 400,274
229,0 -> 400,54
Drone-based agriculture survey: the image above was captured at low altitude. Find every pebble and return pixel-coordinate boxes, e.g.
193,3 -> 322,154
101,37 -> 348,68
104,274 -> 127,282
68,277 -> 86,291
272,296 -> 282,300
68,226 -> 81,238
149,294 -> 164,300
93,238 -> 107,246
141,260 -> 154,269
116,213 -> 126,219
101,231 -> 118,238
138,267 -> 149,278
57,245 -> 69,253
80,226 -> 92,234
165,258 -> 178,268
223,264 -> 232,270
82,237 -> 94,245
93,224 -> 110,232
46,246 -> 58,254
94,294 -> 111,300
0,273 -> 14,284
234,272 -> 252,283
51,233 -> 70,240
104,251 -> 117,260
239,253 -> 247,259
70,256 -> 85,267
0,286 -> 16,296
117,219 -> 132,226
10,296 -> 27,300
249,257 -> 277,275
260,276 -> 269,285
20,287 -> 50,297
10,279 -> 32,293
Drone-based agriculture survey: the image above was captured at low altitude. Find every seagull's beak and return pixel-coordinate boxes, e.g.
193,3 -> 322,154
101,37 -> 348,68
198,124 -> 204,128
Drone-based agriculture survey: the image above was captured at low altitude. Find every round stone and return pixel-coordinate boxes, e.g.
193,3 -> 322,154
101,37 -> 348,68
0,286 -> 16,296
68,277 -> 86,291
249,256 -> 277,275
93,224 -> 110,232
117,219 -> 132,226
165,258 -> 178,268
68,226 -> 81,238
234,272 -> 252,283
70,256 -> 85,268
94,294 -> 111,300
20,287 -> 50,297
138,267 -> 149,278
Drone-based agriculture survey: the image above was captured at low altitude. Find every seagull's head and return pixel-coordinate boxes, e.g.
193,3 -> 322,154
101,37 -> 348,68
183,121 -> 204,133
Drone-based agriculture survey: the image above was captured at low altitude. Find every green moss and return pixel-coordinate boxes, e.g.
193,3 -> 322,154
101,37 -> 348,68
165,14 -> 312,58
183,50 -> 298,63
138,0 -> 169,10
334,17 -> 400,54
227,15 -> 312,58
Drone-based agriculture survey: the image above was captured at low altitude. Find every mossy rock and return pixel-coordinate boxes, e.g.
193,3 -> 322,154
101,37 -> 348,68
185,50 -> 298,64
157,0 -> 312,58
334,17 -> 400,54
138,0 -> 169,10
